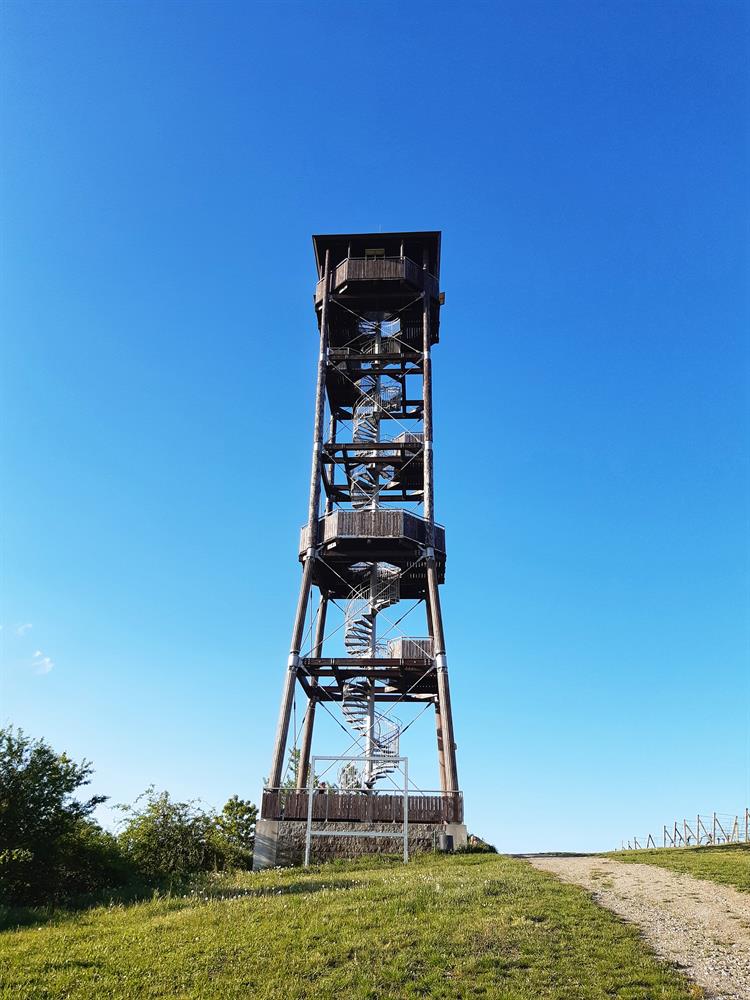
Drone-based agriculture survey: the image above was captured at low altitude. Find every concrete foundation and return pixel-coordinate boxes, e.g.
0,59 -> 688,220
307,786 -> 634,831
253,818 -> 468,870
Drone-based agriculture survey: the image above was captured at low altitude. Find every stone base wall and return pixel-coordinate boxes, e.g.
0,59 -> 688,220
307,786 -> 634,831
253,819 -> 468,870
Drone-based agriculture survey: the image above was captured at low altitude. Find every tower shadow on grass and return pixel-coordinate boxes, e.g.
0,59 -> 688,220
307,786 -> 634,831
0,876 -> 364,932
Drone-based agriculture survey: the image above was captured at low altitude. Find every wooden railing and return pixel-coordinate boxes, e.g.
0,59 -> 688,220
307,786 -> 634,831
261,789 -> 463,824
315,256 -> 439,303
300,509 -> 446,555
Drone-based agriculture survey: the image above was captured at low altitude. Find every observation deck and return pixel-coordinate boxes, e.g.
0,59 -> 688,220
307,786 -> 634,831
300,509 -> 446,598
314,256 -> 439,307
313,231 -> 442,343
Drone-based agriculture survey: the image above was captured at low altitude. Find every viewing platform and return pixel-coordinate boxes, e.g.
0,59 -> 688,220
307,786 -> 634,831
300,509 -> 446,597
315,256 -> 439,308
298,642 -> 438,701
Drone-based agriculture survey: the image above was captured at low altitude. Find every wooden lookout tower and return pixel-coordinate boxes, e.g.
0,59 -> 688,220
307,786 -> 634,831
254,232 -> 466,867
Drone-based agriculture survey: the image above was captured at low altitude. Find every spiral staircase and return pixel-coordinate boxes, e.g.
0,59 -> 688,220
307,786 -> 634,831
340,330 -> 405,787
339,558 -> 403,791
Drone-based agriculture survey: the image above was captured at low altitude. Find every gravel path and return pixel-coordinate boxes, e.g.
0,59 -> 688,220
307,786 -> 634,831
527,855 -> 750,1000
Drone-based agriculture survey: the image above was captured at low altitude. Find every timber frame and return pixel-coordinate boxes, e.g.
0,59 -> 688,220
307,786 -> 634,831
264,231 -> 461,823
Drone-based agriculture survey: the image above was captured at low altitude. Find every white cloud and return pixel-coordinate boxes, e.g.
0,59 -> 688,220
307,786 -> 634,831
16,623 -> 32,637
32,650 -> 54,675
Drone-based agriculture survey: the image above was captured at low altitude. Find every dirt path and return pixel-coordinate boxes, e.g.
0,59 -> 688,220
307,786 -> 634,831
527,855 -> 750,1000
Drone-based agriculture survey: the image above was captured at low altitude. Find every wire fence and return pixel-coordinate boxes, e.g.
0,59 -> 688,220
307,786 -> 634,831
618,809 -> 750,850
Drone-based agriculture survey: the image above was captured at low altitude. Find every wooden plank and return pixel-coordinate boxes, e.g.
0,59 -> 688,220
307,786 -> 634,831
262,790 -> 462,824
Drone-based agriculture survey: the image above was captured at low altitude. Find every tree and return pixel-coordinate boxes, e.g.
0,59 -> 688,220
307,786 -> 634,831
268,747 -> 321,790
0,726 -> 128,903
212,795 -> 257,868
283,748 -> 302,788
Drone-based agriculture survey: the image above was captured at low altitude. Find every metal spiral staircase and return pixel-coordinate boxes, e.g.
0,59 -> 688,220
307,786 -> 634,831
340,327 -> 404,788
350,375 -> 401,510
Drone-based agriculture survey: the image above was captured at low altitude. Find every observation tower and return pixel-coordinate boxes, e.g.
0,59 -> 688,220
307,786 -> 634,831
254,232 -> 465,867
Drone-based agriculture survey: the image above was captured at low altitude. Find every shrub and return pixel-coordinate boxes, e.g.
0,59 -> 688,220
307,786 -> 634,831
457,835 -> 498,854
118,789 -> 219,881
0,726 -> 132,903
118,790 -> 259,880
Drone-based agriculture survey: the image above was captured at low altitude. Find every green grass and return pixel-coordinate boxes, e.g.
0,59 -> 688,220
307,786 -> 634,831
0,854 -> 703,999
607,842 -> 750,893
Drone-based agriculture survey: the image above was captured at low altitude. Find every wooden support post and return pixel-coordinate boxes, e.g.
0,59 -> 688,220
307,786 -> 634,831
422,283 -> 435,536
297,597 -> 327,789
715,813 -> 728,844
424,596 -> 434,639
307,249 -> 331,532
421,270 -> 459,795
434,702 -> 447,792
268,251 -> 331,791
424,597 -> 446,787
427,562 -> 458,792
325,415 -> 336,515
268,556 -> 314,788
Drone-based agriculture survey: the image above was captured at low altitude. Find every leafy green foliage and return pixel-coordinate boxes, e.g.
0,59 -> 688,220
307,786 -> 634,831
212,795 -> 257,869
117,789 -> 258,882
267,747 -> 321,790
0,727 -> 130,903
117,789 -> 219,881
0,728 -> 259,907
456,833 -> 498,853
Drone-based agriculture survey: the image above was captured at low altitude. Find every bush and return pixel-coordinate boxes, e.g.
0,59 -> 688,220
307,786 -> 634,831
457,835 -> 498,854
118,790 -> 258,881
0,726 -> 259,906
0,727 -> 133,904
117,789 -> 217,882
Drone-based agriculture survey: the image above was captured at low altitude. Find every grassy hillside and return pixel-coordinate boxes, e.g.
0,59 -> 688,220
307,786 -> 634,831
0,853 -> 702,1000
609,843 -> 750,893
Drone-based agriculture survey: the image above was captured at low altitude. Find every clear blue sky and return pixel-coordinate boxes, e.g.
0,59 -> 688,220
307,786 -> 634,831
1,0 -> 747,852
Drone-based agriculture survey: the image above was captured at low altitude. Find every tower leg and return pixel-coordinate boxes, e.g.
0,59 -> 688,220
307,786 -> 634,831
269,251 -> 330,792
427,561 -> 459,792
425,598 -> 447,789
434,702 -> 447,791
268,556 -> 314,789
297,595 -> 327,789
